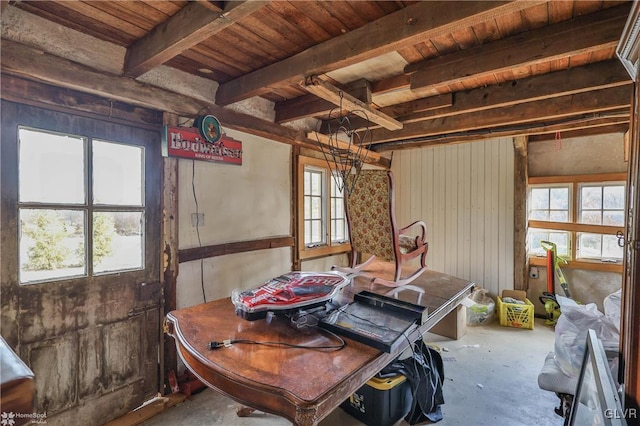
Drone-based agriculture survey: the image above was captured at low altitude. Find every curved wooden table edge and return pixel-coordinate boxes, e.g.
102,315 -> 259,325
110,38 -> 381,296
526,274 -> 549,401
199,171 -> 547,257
164,276 -> 475,425
166,314 -> 397,425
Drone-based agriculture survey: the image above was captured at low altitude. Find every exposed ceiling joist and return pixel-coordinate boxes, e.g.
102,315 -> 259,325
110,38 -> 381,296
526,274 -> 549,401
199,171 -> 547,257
307,131 -> 384,163
124,1 -> 268,77
302,76 -> 403,130
403,60 -> 632,122
2,0 -> 632,152
273,4 -> 630,126
318,59 -> 630,132
369,85 -> 632,144
375,116 -> 630,151
215,1 -> 546,105
409,3 -> 631,91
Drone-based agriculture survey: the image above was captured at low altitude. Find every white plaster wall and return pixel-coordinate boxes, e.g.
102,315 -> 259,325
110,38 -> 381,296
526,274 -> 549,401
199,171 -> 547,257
301,254 -> 349,272
528,132 -> 627,176
178,129 -> 291,248
528,268 -> 621,314
177,129 -> 292,308
177,248 -> 292,308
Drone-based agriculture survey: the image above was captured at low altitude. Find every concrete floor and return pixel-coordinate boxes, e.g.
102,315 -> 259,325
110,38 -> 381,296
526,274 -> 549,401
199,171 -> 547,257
142,318 -> 563,426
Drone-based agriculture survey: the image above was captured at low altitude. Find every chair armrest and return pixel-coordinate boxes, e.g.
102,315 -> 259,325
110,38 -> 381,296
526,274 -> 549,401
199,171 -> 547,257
399,220 -> 427,242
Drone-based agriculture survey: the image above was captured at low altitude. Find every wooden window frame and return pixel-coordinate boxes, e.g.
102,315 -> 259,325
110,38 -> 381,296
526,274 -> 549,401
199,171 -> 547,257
528,173 -> 627,273
17,127 -> 148,284
297,156 -> 350,260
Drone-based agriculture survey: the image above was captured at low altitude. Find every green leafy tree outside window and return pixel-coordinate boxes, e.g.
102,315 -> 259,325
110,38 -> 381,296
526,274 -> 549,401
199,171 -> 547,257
23,210 -> 69,270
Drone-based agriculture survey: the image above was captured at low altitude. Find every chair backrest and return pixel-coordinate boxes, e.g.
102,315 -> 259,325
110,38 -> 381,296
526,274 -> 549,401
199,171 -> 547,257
345,169 -> 397,263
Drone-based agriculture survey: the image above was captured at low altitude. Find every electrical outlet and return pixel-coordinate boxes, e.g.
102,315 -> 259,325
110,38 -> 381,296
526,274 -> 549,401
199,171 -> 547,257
529,266 -> 539,279
191,213 -> 204,227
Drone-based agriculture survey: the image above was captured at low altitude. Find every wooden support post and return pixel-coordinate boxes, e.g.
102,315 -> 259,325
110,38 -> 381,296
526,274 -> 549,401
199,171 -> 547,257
513,136 -> 528,291
162,113 -> 179,394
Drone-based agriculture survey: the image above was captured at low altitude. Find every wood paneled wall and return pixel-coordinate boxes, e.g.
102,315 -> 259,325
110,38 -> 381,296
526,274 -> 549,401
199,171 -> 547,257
392,137 -> 515,296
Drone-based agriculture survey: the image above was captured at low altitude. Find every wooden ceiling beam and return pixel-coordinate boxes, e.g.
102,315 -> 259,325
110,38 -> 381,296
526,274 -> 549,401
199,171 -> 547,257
374,116 -> 630,152
307,131 -> 384,164
215,1 -> 546,105
403,59 -> 632,122
301,77 -> 403,130
409,3 -> 631,91
316,59 -> 629,133
124,1 -> 268,77
369,85 -> 632,144
276,86 -> 452,124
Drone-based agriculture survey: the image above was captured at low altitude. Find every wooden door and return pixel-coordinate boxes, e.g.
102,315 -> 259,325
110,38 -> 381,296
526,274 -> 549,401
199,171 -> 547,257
618,3 -> 640,414
0,101 -> 162,424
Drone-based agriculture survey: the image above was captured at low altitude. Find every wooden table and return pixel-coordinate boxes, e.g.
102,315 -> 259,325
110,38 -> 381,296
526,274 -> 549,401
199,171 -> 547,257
165,268 -> 474,425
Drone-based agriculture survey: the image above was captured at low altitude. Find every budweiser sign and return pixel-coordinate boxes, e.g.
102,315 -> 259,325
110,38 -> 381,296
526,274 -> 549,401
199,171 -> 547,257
162,125 -> 242,165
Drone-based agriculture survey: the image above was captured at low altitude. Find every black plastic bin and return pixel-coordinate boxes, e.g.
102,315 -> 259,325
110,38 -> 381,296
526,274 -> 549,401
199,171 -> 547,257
340,373 -> 412,426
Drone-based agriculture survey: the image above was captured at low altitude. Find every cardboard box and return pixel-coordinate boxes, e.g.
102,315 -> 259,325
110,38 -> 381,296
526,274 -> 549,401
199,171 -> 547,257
430,305 -> 467,339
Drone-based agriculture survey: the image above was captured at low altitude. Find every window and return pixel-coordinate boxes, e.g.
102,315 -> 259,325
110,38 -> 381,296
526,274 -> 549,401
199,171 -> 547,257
527,174 -> 626,271
298,156 -> 350,259
577,183 -> 625,260
18,127 -> 145,284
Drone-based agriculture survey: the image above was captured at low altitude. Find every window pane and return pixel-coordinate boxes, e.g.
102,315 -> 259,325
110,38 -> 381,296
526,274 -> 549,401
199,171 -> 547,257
310,220 -> 322,244
581,187 -> 602,210
304,221 -> 311,245
603,211 -> 624,226
548,232 -> 569,257
531,188 -> 549,210
580,211 -> 601,225
602,235 -> 623,259
304,196 -> 311,218
549,211 -> 568,222
311,197 -> 322,220
549,188 -> 569,210
310,171 -> 322,196
330,173 -> 347,243
530,211 -> 549,221
93,141 -> 143,206
527,229 -> 569,257
577,233 -> 623,260
603,186 -> 624,209
578,233 -> 602,260
20,209 -> 86,283
93,211 -> 143,273
19,128 -> 85,204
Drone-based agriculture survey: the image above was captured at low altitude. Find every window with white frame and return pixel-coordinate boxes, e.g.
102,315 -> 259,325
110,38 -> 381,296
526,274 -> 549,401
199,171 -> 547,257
576,183 -> 625,260
18,127 -> 145,284
299,156 -> 350,258
527,174 -> 626,270
528,184 -> 571,257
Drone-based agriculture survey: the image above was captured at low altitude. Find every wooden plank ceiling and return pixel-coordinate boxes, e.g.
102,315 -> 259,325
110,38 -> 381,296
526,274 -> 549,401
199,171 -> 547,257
2,0 -> 634,151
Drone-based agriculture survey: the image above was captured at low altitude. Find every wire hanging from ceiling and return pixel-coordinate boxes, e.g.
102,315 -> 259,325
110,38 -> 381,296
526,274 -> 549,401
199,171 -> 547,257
314,91 -> 373,195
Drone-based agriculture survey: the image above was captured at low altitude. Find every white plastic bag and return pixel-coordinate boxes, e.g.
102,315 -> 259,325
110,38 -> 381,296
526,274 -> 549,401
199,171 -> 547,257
603,288 -> 622,332
553,295 -> 619,378
466,288 -> 495,326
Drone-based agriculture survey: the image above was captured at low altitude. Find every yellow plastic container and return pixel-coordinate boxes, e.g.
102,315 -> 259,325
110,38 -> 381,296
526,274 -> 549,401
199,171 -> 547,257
366,374 -> 407,390
497,292 -> 534,330
341,373 -> 411,426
